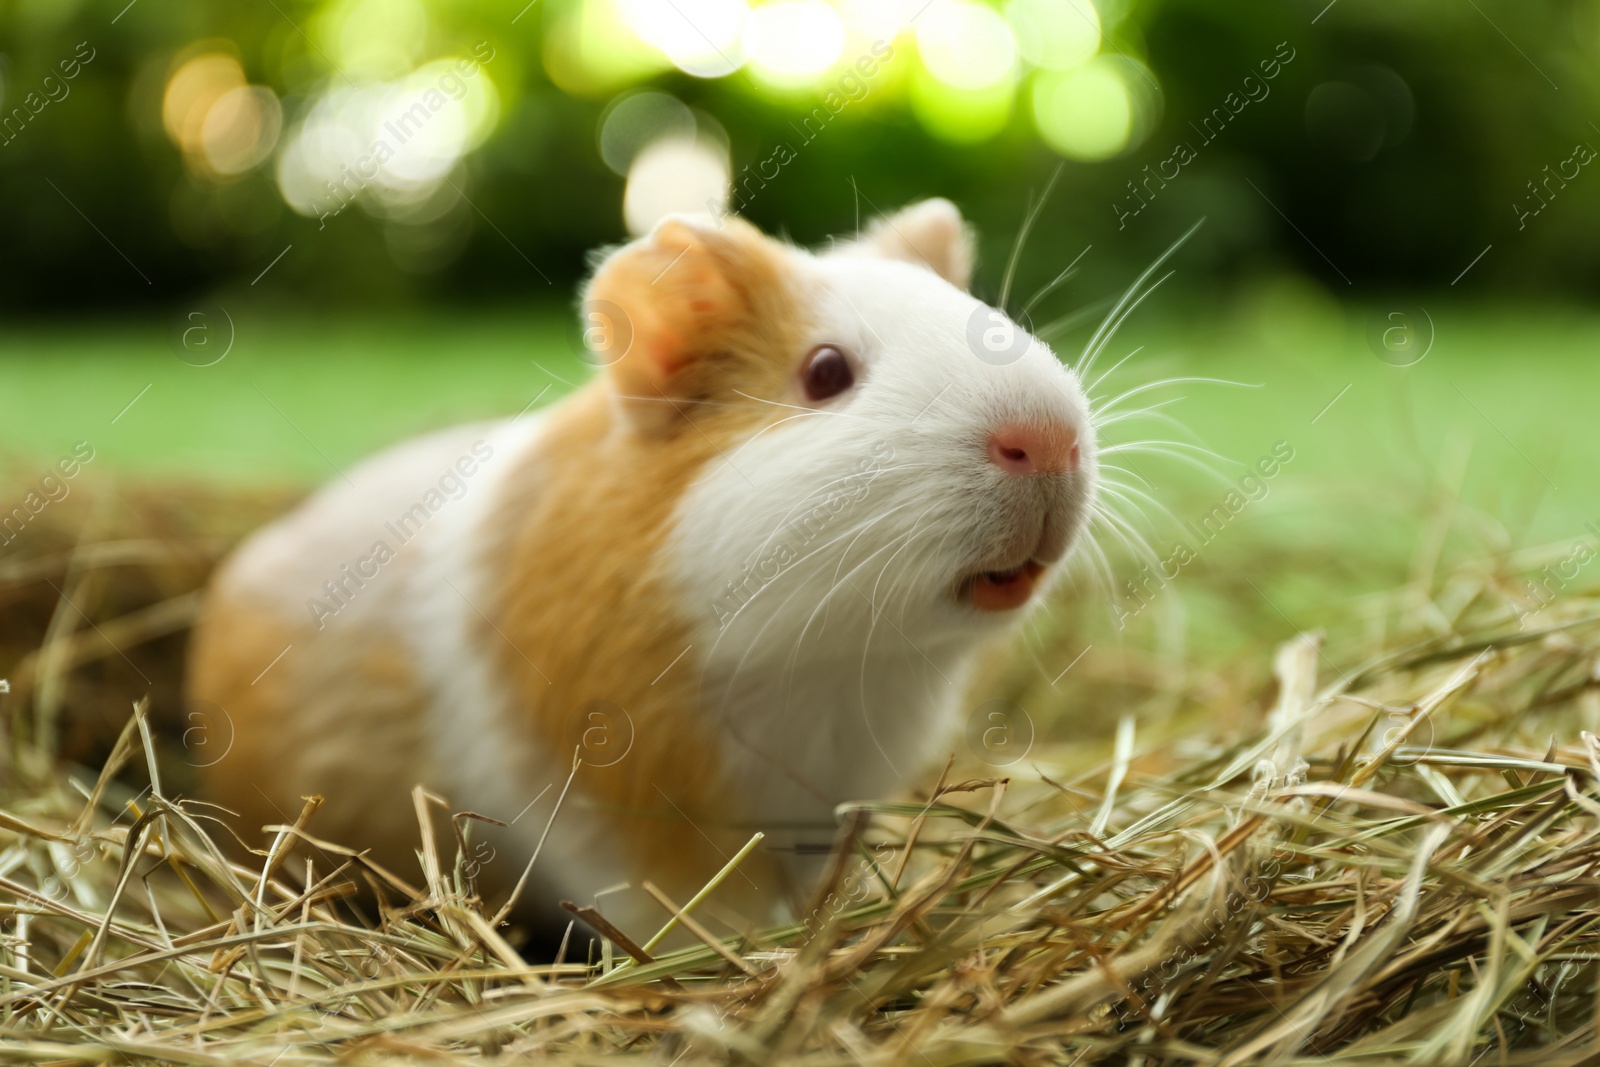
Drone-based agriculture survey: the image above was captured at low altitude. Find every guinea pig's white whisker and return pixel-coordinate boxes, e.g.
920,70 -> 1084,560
817,503 -> 940,631
1060,523 -> 1114,603
1075,216 -> 1205,377
1018,267 -> 1080,325
1078,533 -> 1118,605
779,532 -> 904,696
856,515 -> 950,739
1088,500 -> 1161,568
867,514 -> 930,620
999,162 -> 1066,314
1019,244 -> 1093,322
1094,397 -> 1188,431
720,463 -> 932,561
900,526 -> 961,624
1088,495 -> 1164,559
1088,527 -> 1159,591
729,411 -> 852,459
1022,603 -> 1054,656
1095,478 -> 1179,526
1103,449 -> 1226,488
719,459 -> 919,550
1100,438 -> 1230,464
1037,298 -> 1113,343
886,522 -> 955,629
1098,422 -> 1197,462
767,538 -> 907,691
1020,628 -> 1053,681
710,521 -> 884,692
1092,376 -> 1260,417
1097,462 -> 1157,489
731,389 -> 858,416
816,503 -> 942,643
1084,346 -> 1146,396
786,509 -> 938,685
1097,472 -> 1160,503
1092,489 -> 1163,544
607,391 -> 750,410
710,499 -> 926,640
1093,502 -> 1175,570
714,514 -> 919,731
1099,441 -> 1230,483
1107,441 -> 1228,483
765,494 -> 930,620
853,616 -> 898,778
1076,269 -> 1174,382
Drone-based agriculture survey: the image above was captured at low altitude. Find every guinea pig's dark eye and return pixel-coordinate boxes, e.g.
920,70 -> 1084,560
801,345 -> 855,402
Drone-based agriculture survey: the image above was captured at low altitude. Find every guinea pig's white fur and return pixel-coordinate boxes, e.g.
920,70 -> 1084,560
187,200 -> 1096,942
671,254 -> 1094,859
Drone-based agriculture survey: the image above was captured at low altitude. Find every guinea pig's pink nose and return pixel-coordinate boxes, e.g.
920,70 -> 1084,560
987,421 -> 1080,475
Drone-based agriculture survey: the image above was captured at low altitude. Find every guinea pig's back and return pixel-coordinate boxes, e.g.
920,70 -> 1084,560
188,420 -> 509,866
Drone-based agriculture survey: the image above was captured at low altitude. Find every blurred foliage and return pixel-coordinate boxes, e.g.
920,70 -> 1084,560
1,0 -> 1597,315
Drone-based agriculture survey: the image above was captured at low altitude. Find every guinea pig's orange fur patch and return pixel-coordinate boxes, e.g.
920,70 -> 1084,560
191,596 -> 437,874
188,605 -> 297,851
187,217 -> 817,917
485,219 -> 813,907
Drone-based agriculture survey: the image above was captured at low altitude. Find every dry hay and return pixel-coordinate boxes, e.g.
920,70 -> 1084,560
2,489 -> 1600,1065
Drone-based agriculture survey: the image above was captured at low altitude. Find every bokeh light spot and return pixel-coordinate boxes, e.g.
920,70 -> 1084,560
916,0 -> 1017,91
319,0 -> 428,80
839,0 -> 925,42
598,90 -> 696,175
1032,59 -> 1132,160
164,52 -> 245,155
274,54 -> 501,220
623,137 -> 730,235
745,0 -> 847,87
542,0 -> 668,96
618,0 -> 748,78
165,50 -> 284,180
1006,0 -> 1099,70
201,85 -> 282,176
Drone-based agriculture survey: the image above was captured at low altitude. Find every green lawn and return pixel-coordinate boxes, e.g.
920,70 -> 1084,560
3,293 -> 1588,504
0,308 -> 586,486
3,291 -> 1595,665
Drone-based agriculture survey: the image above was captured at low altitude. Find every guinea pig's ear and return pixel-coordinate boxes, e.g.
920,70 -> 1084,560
851,198 -> 974,290
582,214 -> 792,433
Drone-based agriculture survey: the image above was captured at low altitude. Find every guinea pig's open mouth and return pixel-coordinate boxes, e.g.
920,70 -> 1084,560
959,560 -> 1046,612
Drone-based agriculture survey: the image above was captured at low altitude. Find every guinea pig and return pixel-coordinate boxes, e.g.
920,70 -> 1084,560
186,199 -> 1097,943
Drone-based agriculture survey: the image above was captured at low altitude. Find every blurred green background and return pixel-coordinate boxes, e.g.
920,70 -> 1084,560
2,0 -> 1596,671
5,0 -> 1599,305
